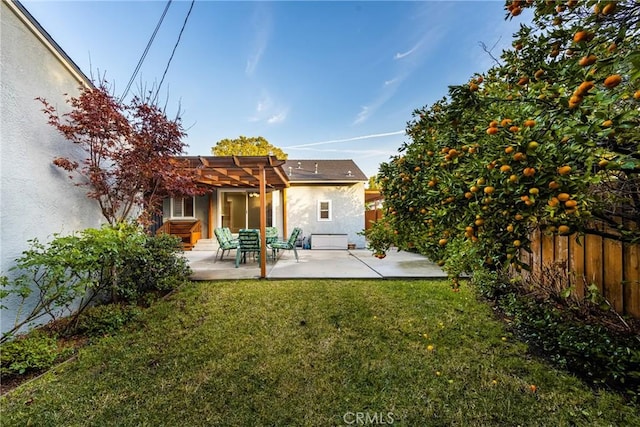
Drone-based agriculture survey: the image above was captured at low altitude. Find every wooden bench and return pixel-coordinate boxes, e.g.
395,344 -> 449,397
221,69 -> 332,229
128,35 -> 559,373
156,220 -> 202,250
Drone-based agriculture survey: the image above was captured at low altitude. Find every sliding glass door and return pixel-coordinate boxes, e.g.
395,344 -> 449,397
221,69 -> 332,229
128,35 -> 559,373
221,191 -> 272,233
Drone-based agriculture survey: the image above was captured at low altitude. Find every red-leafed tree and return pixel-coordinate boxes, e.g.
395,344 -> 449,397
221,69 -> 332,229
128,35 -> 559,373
38,82 -> 204,227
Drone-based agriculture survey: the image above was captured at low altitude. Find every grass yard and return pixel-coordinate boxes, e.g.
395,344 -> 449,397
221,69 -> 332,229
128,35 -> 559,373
1,279 -> 637,426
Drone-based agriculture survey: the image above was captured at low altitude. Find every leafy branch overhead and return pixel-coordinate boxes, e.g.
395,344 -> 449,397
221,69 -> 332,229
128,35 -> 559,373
38,82 -> 204,227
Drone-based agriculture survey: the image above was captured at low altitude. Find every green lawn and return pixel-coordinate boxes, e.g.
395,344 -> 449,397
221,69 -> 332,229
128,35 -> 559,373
1,279 -> 637,426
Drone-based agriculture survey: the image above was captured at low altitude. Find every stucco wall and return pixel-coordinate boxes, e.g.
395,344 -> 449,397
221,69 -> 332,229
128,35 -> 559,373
286,183 -> 366,248
1,2 -> 103,334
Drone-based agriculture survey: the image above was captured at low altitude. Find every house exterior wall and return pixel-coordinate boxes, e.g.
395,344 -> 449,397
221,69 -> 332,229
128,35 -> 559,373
286,183 -> 366,248
1,1 -> 103,334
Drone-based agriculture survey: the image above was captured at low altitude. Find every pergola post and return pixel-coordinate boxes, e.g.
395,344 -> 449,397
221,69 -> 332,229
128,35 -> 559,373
259,165 -> 267,278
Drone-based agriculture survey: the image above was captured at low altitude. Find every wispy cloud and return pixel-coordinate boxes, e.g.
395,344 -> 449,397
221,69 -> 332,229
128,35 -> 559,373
249,92 -> 288,125
245,4 -> 271,76
353,22 -> 445,125
267,111 -> 287,124
283,130 -> 405,149
394,43 -> 420,60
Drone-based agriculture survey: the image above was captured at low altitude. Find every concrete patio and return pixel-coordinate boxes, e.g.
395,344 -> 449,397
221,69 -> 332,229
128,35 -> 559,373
184,247 -> 447,280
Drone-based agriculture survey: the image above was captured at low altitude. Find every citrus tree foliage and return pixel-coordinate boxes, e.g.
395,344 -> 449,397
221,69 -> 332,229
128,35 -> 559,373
368,0 -> 640,279
38,82 -> 203,227
212,136 -> 288,159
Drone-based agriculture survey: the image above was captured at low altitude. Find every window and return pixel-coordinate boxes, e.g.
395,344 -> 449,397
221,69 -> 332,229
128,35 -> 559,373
317,200 -> 332,221
171,196 -> 195,218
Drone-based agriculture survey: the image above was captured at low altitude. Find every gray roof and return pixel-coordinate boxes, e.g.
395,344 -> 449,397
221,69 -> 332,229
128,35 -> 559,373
282,159 -> 367,183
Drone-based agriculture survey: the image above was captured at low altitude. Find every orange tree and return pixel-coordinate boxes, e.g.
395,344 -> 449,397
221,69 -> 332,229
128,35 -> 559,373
367,0 -> 639,283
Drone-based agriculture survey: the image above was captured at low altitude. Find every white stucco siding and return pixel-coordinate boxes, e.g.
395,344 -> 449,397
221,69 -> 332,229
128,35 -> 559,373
1,2 -> 103,334
286,183 -> 366,248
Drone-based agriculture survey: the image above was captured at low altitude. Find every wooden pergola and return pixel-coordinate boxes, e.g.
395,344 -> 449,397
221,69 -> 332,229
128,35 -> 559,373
175,156 -> 290,278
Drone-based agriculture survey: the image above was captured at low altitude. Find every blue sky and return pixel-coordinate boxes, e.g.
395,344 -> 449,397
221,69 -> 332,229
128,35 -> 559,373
23,1 -> 531,178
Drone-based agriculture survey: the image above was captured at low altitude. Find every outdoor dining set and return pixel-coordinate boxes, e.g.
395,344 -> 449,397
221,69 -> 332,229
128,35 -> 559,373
213,226 -> 302,267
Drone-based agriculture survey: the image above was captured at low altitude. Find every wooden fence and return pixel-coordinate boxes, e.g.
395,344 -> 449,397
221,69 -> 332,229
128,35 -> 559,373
520,227 -> 640,318
365,209 -> 383,230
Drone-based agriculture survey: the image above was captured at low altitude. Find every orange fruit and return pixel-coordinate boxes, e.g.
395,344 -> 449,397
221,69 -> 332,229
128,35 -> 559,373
500,165 -> 512,173
484,186 -> 495,194
438,238 -> 448,246
515,214 -> 524,221
487,127 -> 499,135
469,82 -> 479,92
501,118 -> 513,127
513,240 -> 521,247
634,90 -> 640,100
569,94 -> 583,108
602,120 -> 613,127
579,54 -> 597,67
548,197 -> 559,207
528,141 -> 539,150
598,159 -> 609,168
505,146 -> 515,154
470,185 -> 480,193
573,30 -> 593,43
509,174 -> 518,183
534,69 -> 545,79
464,192 -> 473,199
602,3 -> 615,14
517,76 -> 529,86
558,225 -> 571,235
489,120 -> 499,128
509,126 -> 520,133
529,187 -> 539,195
564,199 -> 578,208
506,224 -> 514,233
523,167 -> 536,177
576,81 -> 595,95
475,218 -> 485,226
603,74 -> 622,88
523,119 -> 536,127
549,181 -> 561,190
557,193 -> 571,202
557,165 -> 572,175
513,152 -> 526,161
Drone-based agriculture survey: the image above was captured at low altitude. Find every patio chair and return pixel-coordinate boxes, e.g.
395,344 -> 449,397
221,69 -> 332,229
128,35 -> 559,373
214,227 -> 238,262
268,227 -> 302,262
235,229 -> 261,268
265,227 -> 279,245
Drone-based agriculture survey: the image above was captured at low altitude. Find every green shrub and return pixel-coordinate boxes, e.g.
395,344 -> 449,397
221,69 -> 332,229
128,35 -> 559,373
116,233 -> 190,303
474,272 -> 640,398
0,332 -> 59,377
1,223 -> 189,342
74,304 -> 142,338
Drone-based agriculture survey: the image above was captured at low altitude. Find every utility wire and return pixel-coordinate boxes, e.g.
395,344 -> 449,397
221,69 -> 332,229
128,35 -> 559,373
153,0 -> 195,104
121,0 -> 172,101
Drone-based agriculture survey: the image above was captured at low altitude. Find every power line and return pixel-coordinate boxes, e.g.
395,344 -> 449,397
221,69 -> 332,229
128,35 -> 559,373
153,0 -> 195,104
121,0 -> 172,100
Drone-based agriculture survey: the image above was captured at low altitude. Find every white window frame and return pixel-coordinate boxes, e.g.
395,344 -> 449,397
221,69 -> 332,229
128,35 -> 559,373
317,200 -> 332,222
170,196 -> 196,219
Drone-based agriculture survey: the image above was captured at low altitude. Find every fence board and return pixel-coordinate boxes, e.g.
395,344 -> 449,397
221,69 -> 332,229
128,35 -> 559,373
584,234 -> 604,294
624,242 -> 640,318
569,234 -> 586,299
521,224 -> 639,319
541,233 -> 555,265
